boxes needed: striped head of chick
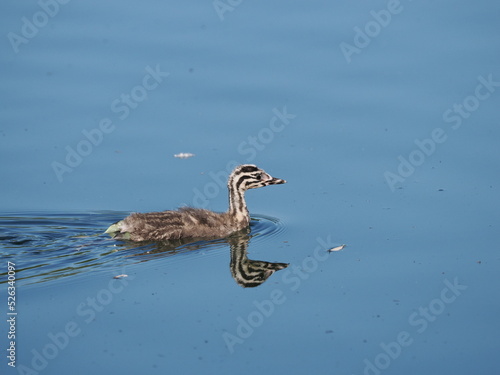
[228,164,286,192]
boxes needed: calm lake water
[1,1,499,374]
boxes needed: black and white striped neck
[227,166,251,225]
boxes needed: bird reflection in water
[228,229,288,288]
[117,227,288,288]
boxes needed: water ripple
[0,211,284,286]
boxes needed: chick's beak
[267,177,286,185]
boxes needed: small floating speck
[174,152,195,159]
[328,244,346,252]
[113,274,128,279]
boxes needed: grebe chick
[105,164,286,241]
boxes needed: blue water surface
[1,1,499,374]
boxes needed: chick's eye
[255,173,262,180]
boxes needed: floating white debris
[113,274,128,279]
[328,244,346,252]
[174,152,195,159]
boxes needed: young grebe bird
[105,164,286,241]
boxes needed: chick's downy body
[105,165,285,242]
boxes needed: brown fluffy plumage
[105,164,285,241]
